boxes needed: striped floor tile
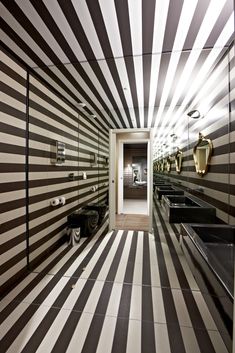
[0,203,230,353]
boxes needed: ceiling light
[91,114,96,118]
[187,110,201,119]
[77,102,86,107]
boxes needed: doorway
[109,129,153,232]
[121,143,148,214]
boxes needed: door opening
[109,129,153,232]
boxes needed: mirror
[175,148,183,173]
[166,156,171,172]
[193,132,213,176]
[153,161,158,173]
[160,159,165,172]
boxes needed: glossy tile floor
[123,199,148,214]
[0,202,229,353]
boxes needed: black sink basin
[166,195,199,206]
[153,183,172,192]
[156,186,184,200]
[181,224,235,352]
[162,195,216,223]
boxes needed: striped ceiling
[1,0,234,137]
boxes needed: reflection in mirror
[160,159,165,172]
[153,161,158,173]
[166,156,171,172]
[175,148,183,173]
[193,132,213,176]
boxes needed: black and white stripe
[154,42,235,224]
[0,202,229,353]
[1,0,234,129]
[0,47,109,296]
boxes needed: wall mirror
[175,148,183,173]
[193,132,213,176]
[153,162,157,173]
[160,159,165,172]
[166,156,171,172]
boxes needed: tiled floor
[123,199,148,214]
[0,202,229,353]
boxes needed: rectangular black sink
[153,183,172,192]
[162,195,216,223]
[181,224,234,352]
[156,186,184,200]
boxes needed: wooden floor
[115,214,149,231]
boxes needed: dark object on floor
[68,209,99,237]
[84,203,108,224]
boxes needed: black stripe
[142,0,156,126]
[29,81,77,122]
[114,0,140,127]
[111,317,129,353]
[1,60,26,87]
[0,102,26,122]
[2,81,26,103]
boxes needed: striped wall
[153,44,235,224]
[28,74,80,267]
[1,48,27,295]
[1,48,109,296]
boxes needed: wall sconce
[187,110,202,119]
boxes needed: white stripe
[96,230,124,281]
[208,330,229,353]
[149,231,161,287]
[152,287,166,324]
[3,304,52,353]
[96,315,117,353]
[66,312,93,353]
[154,323,171,353]
[36,307,72,353]
[126,319,141,353]
[172,288,192,327]
[105,282,123,317]
[132,231,143,286]
[180,326,201,353]
[114,230,133,283]
[129,285,142,321]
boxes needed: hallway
[0,201,228,353]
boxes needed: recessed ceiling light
[187,110,201,119]
[76,102,86,107]
[123,87,128,90]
